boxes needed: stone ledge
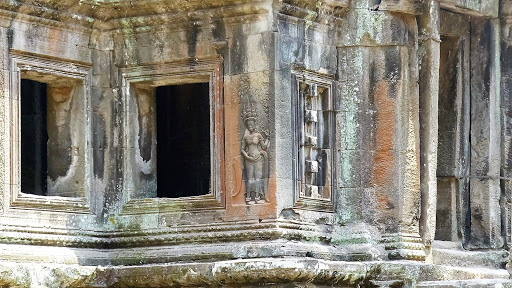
[432,241,509,269]
[0,240,380,266]
[0,258,510,287]
[416,279,512,287]
[0,220,380,249]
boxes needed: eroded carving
[241,104,270,204]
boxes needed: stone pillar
[88,31,119,221]
[337,7,424,260]
[467,18,502,249]
[417,0,440,254]
[0,26,8,214]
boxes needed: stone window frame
[5,50,92,213]
[119,58,225,214]
[292,69,335,212]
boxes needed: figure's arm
[260,135,269,151]
[264,138,270,149]
[241,138,251,160]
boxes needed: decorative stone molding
[379,0,422,15]
[0,0,271,31]
[277,1,347,26]
[0,4,95,30]
[382,233,426,261]
[10,51,90,80]
[439,0,498,17]
[0,219,372,250]
[120,195,223,215]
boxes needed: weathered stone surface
[433,241,509,269]
[0,0,509,286]
[417,279,512,287]
[418,0,440,251]
[439,0,498,17]
[467,18,502,249]
[0,256,511,287]
[502,3,512,250]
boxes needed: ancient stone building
[0,0,511,287]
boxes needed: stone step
[416,279,512,288]
[432,241,509,269]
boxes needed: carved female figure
[241,104,269,204]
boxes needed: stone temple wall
[0,0,510,287]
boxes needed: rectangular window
[21,79,48,195]
[155,83,211,198]
[18,76,84,198]
[297,81,333,201]
[7,52,91,213]
[120,59,224,214]
[292,70,334,211]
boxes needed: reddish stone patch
[373,80,396,189]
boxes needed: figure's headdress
[242,103,258,123]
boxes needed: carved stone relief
[241,103,270,204]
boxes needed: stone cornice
[275,1,348,26]
[0,0,95,28]
[439,0,499,17]
[0,0,273,31]
[501,0,512,18]
[0,0,357,32]
[97,2,271,32]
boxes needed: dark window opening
[21,79,48,195]
[156,83,210,198]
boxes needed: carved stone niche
[5,51,91,213]
[119,59,225,214]
[292,70,334,212]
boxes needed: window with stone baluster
[292,69,334,212]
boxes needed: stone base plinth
[0,253,510,287]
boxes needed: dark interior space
[436,35,460,241]
[21,79,48,195]
[156,83,210,198]
[435,34,470,242]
